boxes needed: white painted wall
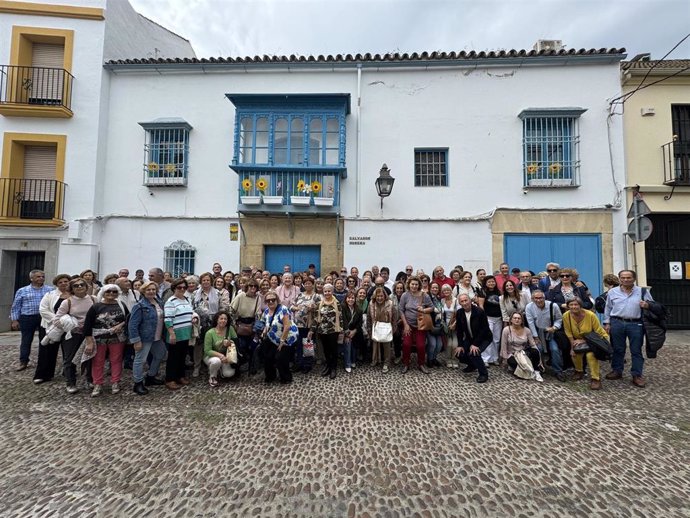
[100,60,626,273]
[343,219,492,276]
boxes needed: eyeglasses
[175,285,188,290]
[547,269,558,273]
[559,274,571,278]
[265,299,277,303]
[340,270,347,273]
[104,290,118,294]
[72,284,86,288]
[406,268,413,272]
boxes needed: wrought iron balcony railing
[0,178,66,221]
[662,139,690,186]
[0,65,74,112]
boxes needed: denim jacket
[128,296,163,344]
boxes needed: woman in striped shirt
[164,278,194,390]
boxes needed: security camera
[148,190,154,196]
[522,188,529,195]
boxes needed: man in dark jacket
[454,294,491,383]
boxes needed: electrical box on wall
[640,107,655,116]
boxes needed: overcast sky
[129,0,690,60]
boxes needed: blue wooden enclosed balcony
[227,93,349,215]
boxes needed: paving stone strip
[0,332,688,517]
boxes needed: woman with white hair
[308,283,343,379]
[276,272,300,310]
[83,284,129,396]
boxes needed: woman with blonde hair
[128,280,166,395]
[563,297,609,390]
[308,283,342,379]
[368,287,397,373]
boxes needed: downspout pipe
[356,63,362,218]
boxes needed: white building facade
[1,0,629,330]
[100,49,627,288]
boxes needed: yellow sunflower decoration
[296,179,306,193]
[311,180,322,194]
[256,178,268,192]
[242,178,253,192]
[526,163,539,175]
[549,163,562,174]
[165,163,176,174]
[147,162,159,172]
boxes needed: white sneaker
[382,365,389,373]
[111,383,120,394]
[66,385,78,394]
[345,367,352,373]
[351,363,356,369]
[534,372,544,383]
[91,385,102,397]
[33,378,44,385]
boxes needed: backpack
[594,292,607,314]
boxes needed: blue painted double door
[265,245,321,275]
[504,234,602,292]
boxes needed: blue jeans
[133,339,166,382]
[341,337,356,368]
[426,333,443,363]
[545,336,563,374]
[610,318,645,377]
[19,314,44,363]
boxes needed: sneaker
[446,362,454,368]
[209,377,218,387]
[33,378,44,385]
[111,383,120,394]
[91,385,102,397]
[66,385,78,394]
[382,365,389,373]
[401,365,409,374]
[83,381,94,391]
[534,372,544,383]
[345,367,352,373]
[420,364,430,375]
[351,363,356,369]
[192,368,200,378]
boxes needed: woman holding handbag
[229,279,261,375]
[203,310,238,387]
[261,294,298,384]
[500,311,543,382]
[562,298,609,390]
[368,287,397,373]
[308,284,342,380]
[290,277,321,373]
[398,276,433,374]
[340,291,362,373]
[426,282,445,368]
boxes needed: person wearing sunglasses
[163,278,194,390]
[54,278,97,394]
[546,268,593,312]
[261,292,298,384]
[538,263,561,292]
[83,284,129,397]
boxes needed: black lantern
[375,163,395,208]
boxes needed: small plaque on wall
[230,223,239,241]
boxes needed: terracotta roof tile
[105,47,626,66]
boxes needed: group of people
[9,260,656,396]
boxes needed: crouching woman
[563,297,609,390]
[203,310,238,387]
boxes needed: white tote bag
[372,321,393,342]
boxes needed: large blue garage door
[504,234,602,292]
[265,245,321,275]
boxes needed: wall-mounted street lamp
[375,163,395,209]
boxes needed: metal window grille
[523,116,579,186]
[164,240,196,277]
[414,149,448,187]
[144,127,189,186]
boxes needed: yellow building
[622,58,690,328]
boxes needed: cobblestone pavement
[1,331,689,518]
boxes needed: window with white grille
[519,108,585,187]
[140,119,192,187]
[164,241,196,278]
[414,149,448,187]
